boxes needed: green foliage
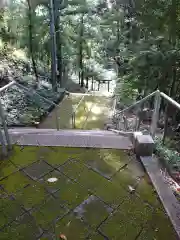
[155,137,180,172]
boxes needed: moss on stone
[95,178,129,208]
[148,207,178,240]
[0,214,41,240]
[74,195,112,229]
[87,232,106,240]
[32,196,68,230]
[0,146,177,239]
[45,147,83,166]
[54,181,89,209]
[10,146,42,167]
[41,170,70,194]
[0,160,17,180]
[0,171,31,193]
[0,197,24,225]
[136,176,160,206]
[77,166,104,191]
[112,167,139,189]
[60,160,86,180]
[100,195,152,239]
[55,214,90,239]
[15,183,47,209]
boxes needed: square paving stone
[53,181,89,209]
[82,149,129,179]
[39,170,71,194]
[135,176,160,206]
[0,197,25,227]
[45,147,83,167]
[76,166,104,191]
[59,160,86,181]
[87,232,107,240]
[125,158,145,179]
[55,213,91,239]
[23,161,53,180]
[15,183,48,210]
[138,224,177,240]
[0,160,17,180]
[0,211,8,229]
[146,206,178,240]
[100,195,153,239]
[95,178,129,208]
[73,195,113,229]
[0,213,42,240]
[10,146,40,167]
[0,171,31,193]
[0,186,8,198]
[32,196,69,230]
[38,232,55,240]
[112,167,141,190]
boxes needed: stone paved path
[0,146,177,239]
[39,93,113,130]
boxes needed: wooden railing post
[150,90,161,137]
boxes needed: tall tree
[27,0,38,84]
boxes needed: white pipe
[160,92,180,111]
[0,81,16,93]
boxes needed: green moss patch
[59,160,86,180]
[135,176,160,206]
[76,166,104,191]
[74,195,112,229]
[15,183,47,210]
[100,195,152,239]
[95,178,129,208]
[32,196,68,230]
[0,160,17,180]
[54,181,89,209]
[0,214,41,240]
[45,147,83,166]
[0,146,177,239]
[0,171,31,193]
[55,214,91,239]
[10,146,41,167]
[87,232,106,240]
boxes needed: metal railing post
[73,112,76,128]
[55,108,60,130]
[150,90,161,137]
[0,128,7,156]
[0,98,11,150]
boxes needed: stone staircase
[9,128,132,149]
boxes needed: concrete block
[135,135,154,157]
[132,132,143,147]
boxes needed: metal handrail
[0,81,62,155]
[115,90,157,118]
[114,89,180,138]
[71,89,90,128]
[160,92,180,111]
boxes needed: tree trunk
[79,14,84,87]
[162,0,177,144]
[85,77,89,88]
[27,0,38,85]
[54,0,62,86]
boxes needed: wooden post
[150,90,161,137]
